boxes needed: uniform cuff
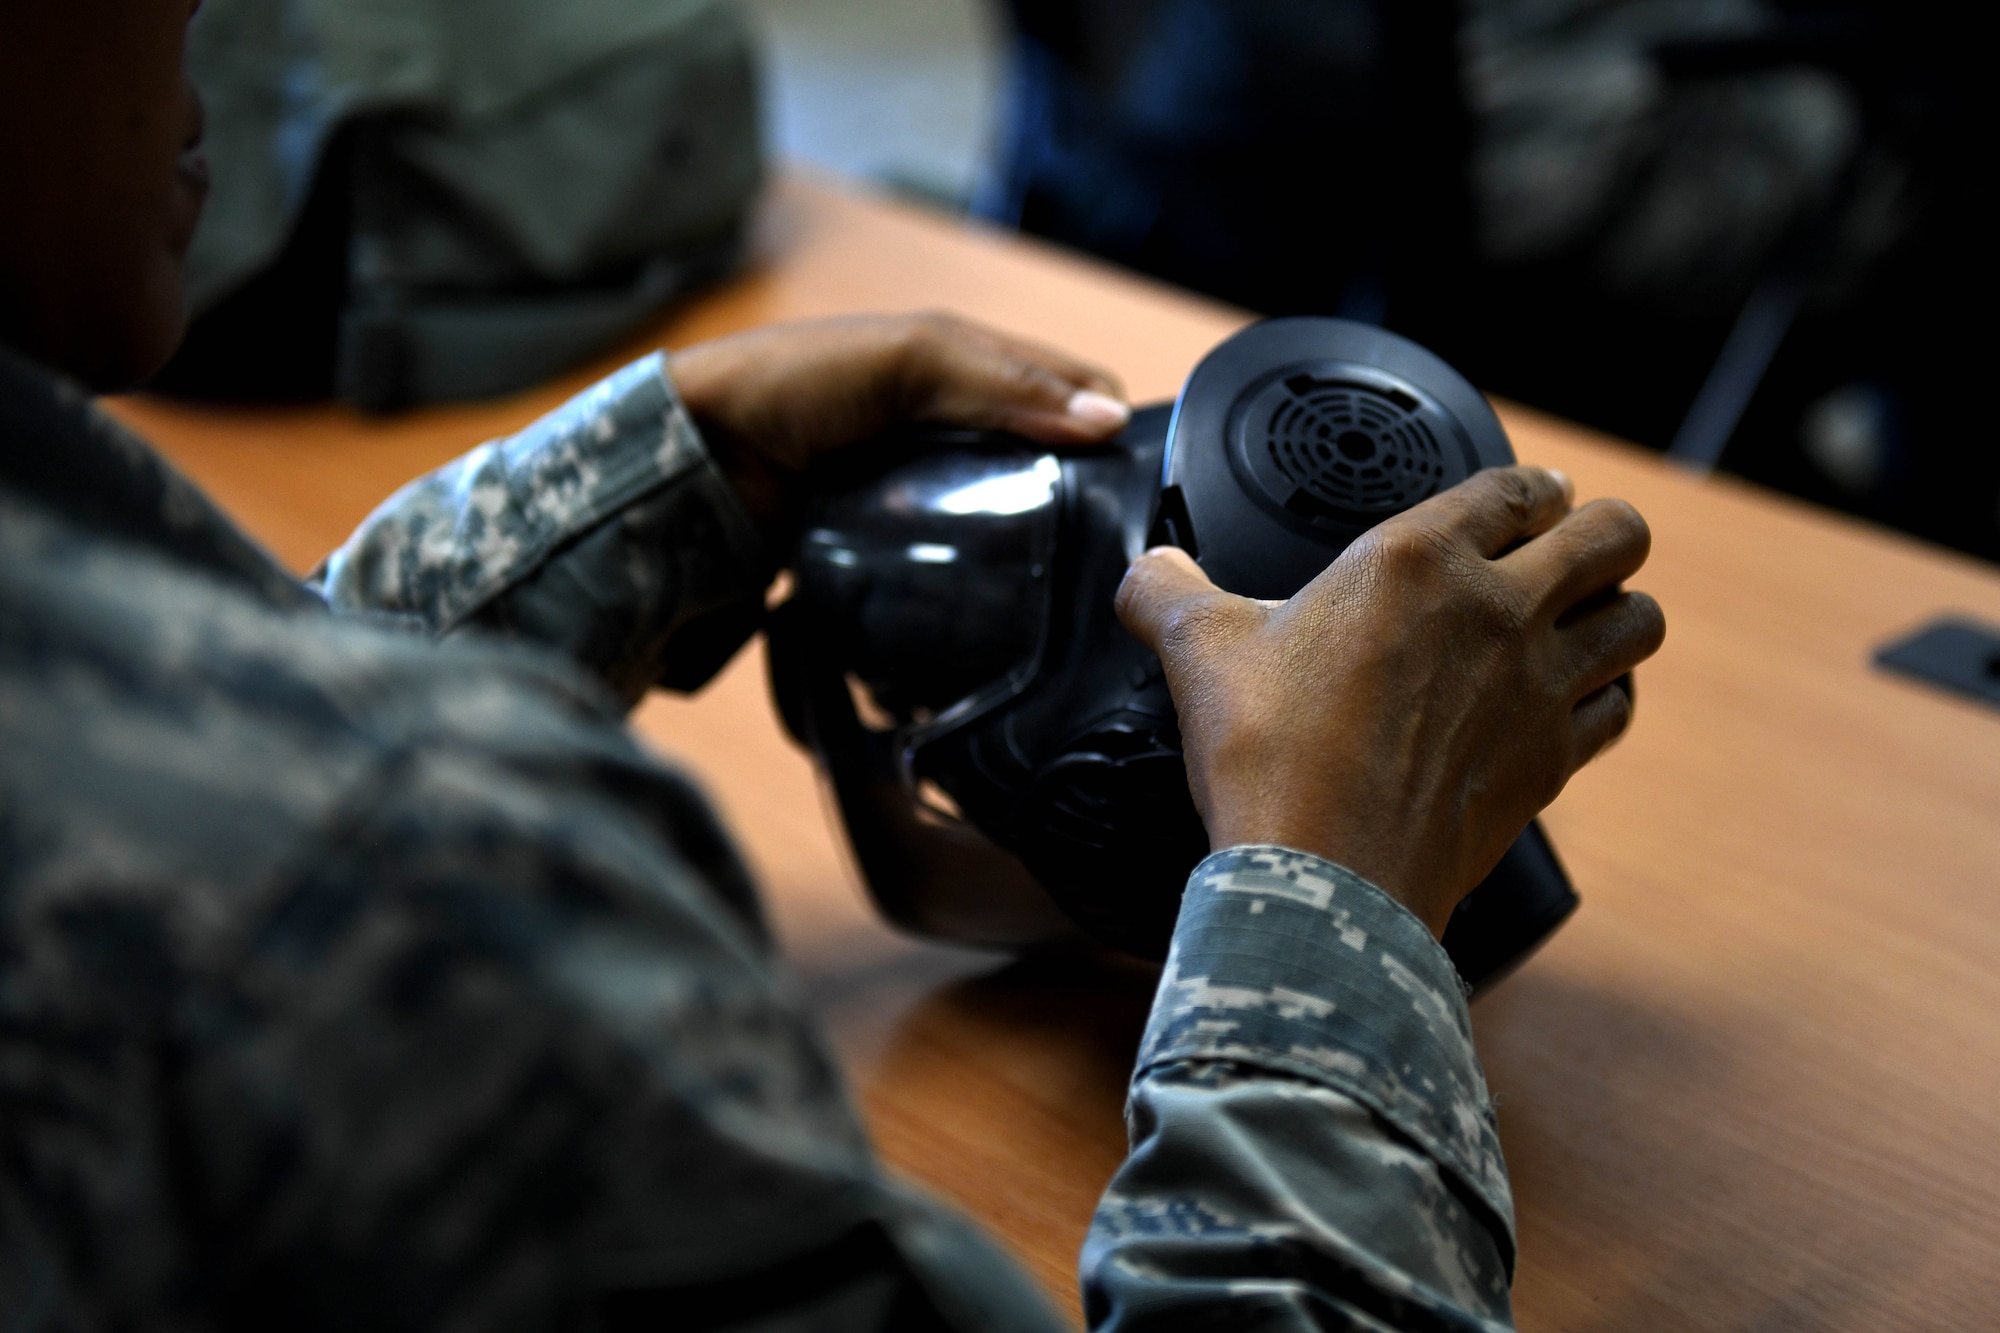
[315,352,769,633]
[1139,845,1515,1250]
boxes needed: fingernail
[1548,468,1575,502]
[1066,389,1131,430]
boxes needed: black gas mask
[768,318,1580,994]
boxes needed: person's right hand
[1115,465,1664,936]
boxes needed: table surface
[114,175,2000,1332]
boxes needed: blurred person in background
[982,0,1990,559]
[1,2,1663,1330]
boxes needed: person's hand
[670,312,1131,544]
[1115,466,1665,936]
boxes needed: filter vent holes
[1257,374,1449,519]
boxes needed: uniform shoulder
[0,485,624,927]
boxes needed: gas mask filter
[768,317,1580,995]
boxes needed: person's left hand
[670,312,1131,546]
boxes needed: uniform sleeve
[308,353,770,700]
[1083,847,1517,1333]
[151,643,1073,1333]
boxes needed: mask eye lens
[797,451,1061,722]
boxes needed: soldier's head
[0,0,209,390]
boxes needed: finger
[1395,466,1573,560]
[1570,678,1637,765]
[1507,498,1652,617]
[1114,546,1255,661]
[902,314,1130,444]
[960,321,1124,401]
[1556,589,1665,698]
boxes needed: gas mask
[767,317,1580,994]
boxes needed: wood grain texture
[115,174,2000,1331]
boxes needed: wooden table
[114,174,2000,1331]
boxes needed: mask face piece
[769,318,1580,994]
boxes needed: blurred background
[740,0,1003,206]
[162,0,1990,563]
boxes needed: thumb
[1115,546,1253,660]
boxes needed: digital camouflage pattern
[1089,849,1514,1333]
[0,346,1514,1330]
[310,352,772,701]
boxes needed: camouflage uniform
[0,346,1515,1330]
